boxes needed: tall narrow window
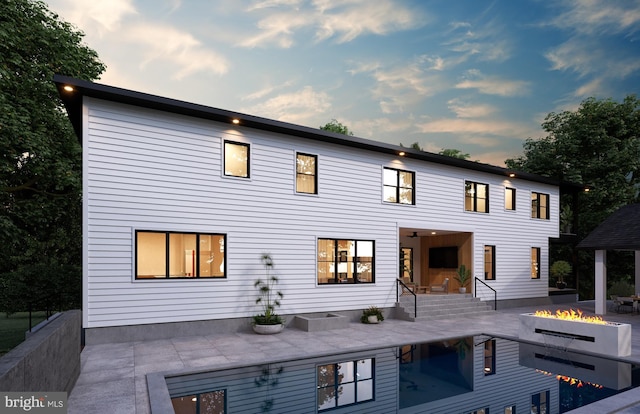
[224,141,249,178]
[531,247,540,279]
[484,245,495,280]
[317,239,374,284]
[296,153,317,194]
[383,167,415,205]
[400,247,413,282]
[465,181,489,213]
[317,359,374,411]
[505,187,516,211]
[484,339,496,375]
[531,192,549,219]
[136,231,226,279]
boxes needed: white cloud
[241,86,332,124]
[239,0,425,48]
[455,70,529,96]
[48,0,137,36]
[443,20,512,64]
[546,37,640,80]
[573,78,605,98]
[242,81,296,101]
[125,24,229,79]
[548,0,640,36]
[447,99,497,118]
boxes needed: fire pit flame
[533,309,606,325]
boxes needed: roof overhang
[54,74,584,191]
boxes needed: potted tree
[253,253,284,334]
[360,306,384,324]
[454,264,471,293]
[550,260,571,289]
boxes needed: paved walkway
[68,302,640,413]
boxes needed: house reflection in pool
[163,336,639,414]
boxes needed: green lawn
[0,311,48,356]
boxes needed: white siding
[83,98,559,328]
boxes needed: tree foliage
[506,95,640,298]
[439,148,470,159]
[0,0,105,312]
[320,119,354,136]
[506,95,640,236]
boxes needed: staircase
[396,293,494,322]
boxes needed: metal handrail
[474,277,497,310]
[397,278,417,318]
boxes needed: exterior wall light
[63,85,74,92]
[232,119,240,124]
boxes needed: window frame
[484,245,495,280]
[465,180,489,213]
[531,247,541,279]
[484,339,496,376]
[383,167,415,205]
[223,140,250,178]
[317,239,375,285]
[531,192,549,220]
[295,152,318,194]
[505,187,516,211]
[317,358,375,411]
[135,230,227,280]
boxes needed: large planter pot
[459,287,467,293]
[253,324,284,335]
[367,315,379,324]
[556,281,567,289]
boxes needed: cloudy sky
[45,0,640,166]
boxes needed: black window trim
[531,247,541,279]
[484,245,496,280]
[505,187,516,211]
[317,358,375,411]
[531,191,550,220]
[383,166,415,205]
[465,180,489,213]
[135,230,227,280]
[223,140,250,178]
[318,238,375,285]
[295,152,318,195]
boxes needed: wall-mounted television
[429,246,458,269]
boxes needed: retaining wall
[0,310,81,392]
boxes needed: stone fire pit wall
[518,313,631,357]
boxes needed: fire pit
[519,309,631,357]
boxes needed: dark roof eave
[53,74,583,190]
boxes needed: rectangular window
[136,231,226,279]
[224,141,249,178]
[296,153,317,194]
[317,239,374,284]
[465,181,489,213]
[531,192,549,219]
[484,339,496,375]
[505,187,516,210]
[383,167,415,205]
[400,247,413,282]
[531,247,540,279]
[317,359,374,411]
[484,246,495,280]
[171,390,226,414]
[531,390,549,414]
[504,406,515,414]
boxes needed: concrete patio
[68,301,640,413]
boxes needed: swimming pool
[152,335,639,413]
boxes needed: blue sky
[45,0,640,166]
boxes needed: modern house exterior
[54,75,580,343]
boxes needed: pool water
[165,335,639,414]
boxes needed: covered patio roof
[577,203,640,315]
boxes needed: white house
[54,75,581,343]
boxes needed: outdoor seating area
[610,295,640,314]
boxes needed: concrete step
[396,293,495,322]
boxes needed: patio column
[594,250,607,315]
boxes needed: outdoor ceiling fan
[409,231,419,238]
